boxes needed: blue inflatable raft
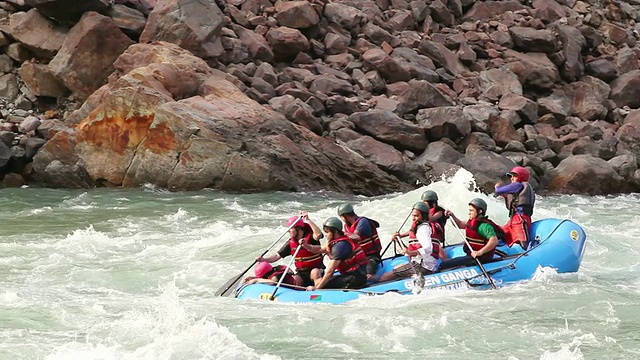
[232,218,587,304]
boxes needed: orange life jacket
[288,233,324,271]
[327,235,368,274]
[408,220,440,260]
[344,216,381,256]
[464,216,503,258]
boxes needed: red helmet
[255,262,273,278]
[507,166,530,182]
[286,215,305,228]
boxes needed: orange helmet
[507,166,530,182]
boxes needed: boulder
[274,1,320,29]
[609,70,640,108]
[24,0,110,23]
[34,42,407,196]
[49,12,134,100]
[348,110,427,152]
[8,9,67,59]
[416,106,472,142]
[140,0,225,59]
[548,154,631,195]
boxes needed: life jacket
[266,265,296,285]
[328,235,368,274]
[344,216,382,256]
[288,233,324,271]
[428,206,447,245]
[465,216,503,257]
[408,220,440,260]
[506,182,535,217]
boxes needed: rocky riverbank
[0,0,639,195]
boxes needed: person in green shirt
[439,198,503,270]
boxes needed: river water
[0,170,638,360]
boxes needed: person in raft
[420,190,448,259]
[494,166,536,249]
[300,217,369,290]
[336,203,383,280]
[439,198,503,270]
[243,262,300,286]
[257,212,325,287]
[372,202,440,282]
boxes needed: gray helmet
[412,201,430,213]
[421,190,438,202]
[336,203,354,216]
[469,198,487,214]
[323,217,343,231]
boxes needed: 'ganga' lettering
[440,268,480,282]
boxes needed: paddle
[381,210,412,257]
[215,216,301,297]
[269,243,302,301]
[448,217,497,290]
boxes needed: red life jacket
[328,235,368,274]
[408,220,440,260]
[344,216,382,256]
[428,206,447,245]
[267,265,297,285]
[289,234,324,271]
[465,217,503,257]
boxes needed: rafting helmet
[507,166,530,182]
[468,198,487,214]
[413,201,430,214]
[254,261,273,278]
[323,217,343,232]
[286,215,305,228]
[336,203,354,216]
[421,190,438,202]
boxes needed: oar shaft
[269,243,302,300]
[381,210,412,257]
[448,217,497,290]
[218,216,302,297]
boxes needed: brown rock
[323,3,365,29]
[348,110,427,152]
[609,69,640,108]
[232,25,274,62]
[418,40,467,75]
[488,114,524,146]
[387,79,455,114]
[25,0,110,23]
[479,68,523,98]
[464,0,526,21]
[504,49,559,89]
[533,0,566,23]
[18,61,67,97]
[585,58,619,82]
[509,27,558,54]
[557,24,586,82]
[266,26,310,60]
[346,135,407,174]
[416,106,472,142]
[9,9,68,59]
[566,76,609,121]
[105,4,147,37]
[140,0,225,59]
[49,12,134,100]
[498,93,538,123]
[274,1,320,29]
[363,48,411,83]
[548,154,630,195]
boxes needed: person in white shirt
[372,202,441,282]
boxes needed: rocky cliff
[1,0,640,195]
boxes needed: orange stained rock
[77,113,155,154]
[145,122,178,154]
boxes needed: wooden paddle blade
[214,273,244,297]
